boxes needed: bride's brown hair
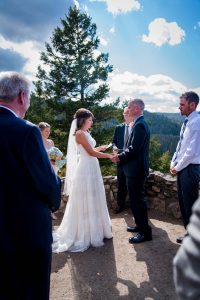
[74,108,94,134]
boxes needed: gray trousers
[177,164,200,227]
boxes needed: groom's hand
[111,153,119,163]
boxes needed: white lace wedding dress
[53,131,112,253]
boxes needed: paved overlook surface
[50,209,184,300]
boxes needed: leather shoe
[129,232,152,244]
[127,226,140,233]
[114,207,125,214]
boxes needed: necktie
[124,125,129,149]
[174,118,188,162]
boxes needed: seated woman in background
[38,121,58,220]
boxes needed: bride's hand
[96,145,108,152]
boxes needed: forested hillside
[156,112,184,122]
[144,111,181,155]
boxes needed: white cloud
[142,18,185,47]
[90,0,141,15]
[83,4,89,12]
[109,26,115,33]
[194,21,200,30]
[0,34,43,79]
[106,70,189,112]
[99,35,108,46]
[74,0,80,8]
[193,87,200,97]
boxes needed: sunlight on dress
[53,132,112,252]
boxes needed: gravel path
[50,209,184,300]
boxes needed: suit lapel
[120,123,125,144]
[121,123,125,135]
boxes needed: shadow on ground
[51,209,182,299]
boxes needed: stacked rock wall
[61,171,199,219]
[103,171,181,219]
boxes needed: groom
[112,99,152,243]
[0,72,61,300]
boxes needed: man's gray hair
[0,71,31,102]
[129,98,145,111]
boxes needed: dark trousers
[0,245,52,300]
[177,164,200,228]
[126,176,150,234]
[116,163,128,208]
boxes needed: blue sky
[0,0,200,112]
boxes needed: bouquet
[47,146,66,170]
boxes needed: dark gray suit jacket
[118,115,150,178]
[112,123,126,151]
[0,107,61,250]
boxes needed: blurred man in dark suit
[0,71,61,300]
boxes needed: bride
[53,108,113,252]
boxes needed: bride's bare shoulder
[75,130,85,137]
[75,130,87,142]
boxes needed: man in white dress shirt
[170,91,200,244]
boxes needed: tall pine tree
[35,6,112,103]
[28,5,113,151]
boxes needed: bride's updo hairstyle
[74,108,94,133]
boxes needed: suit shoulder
[135,119,150,132]
[116,123,125,129]
[15,119,40,137]
[24,120,38,128]
[137,118,148,126]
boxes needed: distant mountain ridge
[156,111,200,121]
[156,112,184,122]
[144,111,181,136]
[143,111,182,154]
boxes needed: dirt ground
[50,209,185,300]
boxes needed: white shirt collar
[187,110,199,121]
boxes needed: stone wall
[61,170,183,219]
[103,171,182,219]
